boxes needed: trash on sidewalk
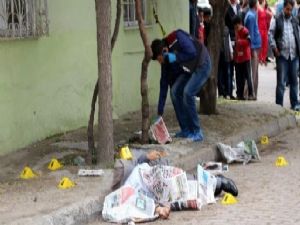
[149,117,172,144]
[77,169,104,176]
[202,161,229,175]
[275,156,288,167]
[221,193,238,205]
[48,158,63,171]
[58,177,76,189]
[102,185,158,224]
[217,140,260,164]
[20,166,38,179]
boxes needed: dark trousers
[217,52,231,97]
[235,61,253,98]
[276,56,299,108]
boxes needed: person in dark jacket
[151,29,211,142]
[218,26,234,99]
[269,0,300,111]
[225,0,242,99]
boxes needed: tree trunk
[87,0,121,164]
[200,0,227,115]
[95,0,114,167]
[135,0,152,144]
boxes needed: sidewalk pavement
[0,101,298,225]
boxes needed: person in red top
[233,15,255,100]
[258,0,270,64]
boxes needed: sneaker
[175,129,190,138]
[187,131,204,142]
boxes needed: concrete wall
[0,0,188,155]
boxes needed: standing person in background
[189,0,199,38]
[241,0,250,21]
[244,0,262,100]
[202,7,212,47]
[258,0,269,65]
[297,0,300,19]
[276,0,298,15]
[197,7,205,44]
[269,0,300,111]
[225,0,242,99]
[233,16,255,100]
[218,26,234,99]
[265,1,274,63]
[297,0,300,96]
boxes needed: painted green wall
[0,0,188,155]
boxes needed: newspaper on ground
[217,140,260,164]
[197,165,217,205]
[180,180,202,210]
[140,165,189,204]
[102,185,157,223]
[149,117,172,144]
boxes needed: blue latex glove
[163,52,176,64]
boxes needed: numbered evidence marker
[48,158,63,171]
[275,156,288,167]
[295,111,300,117]
[260,135,269,145]
[58,177,75,189]
[20,166,38,179]
[119,145,133,160]
[221,193,238,205]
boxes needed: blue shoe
[175,129,190,138]
[187,131,204,142]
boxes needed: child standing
[233,15,254,100]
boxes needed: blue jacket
[244,9,261,50]
[157,29,209,115]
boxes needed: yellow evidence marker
[275,156,288,167]
[20,166,38,179]
[260,135,269,145]
[58,177,75,189]
[221,193,238,205]
[48,158,63,171]
[119,145,133,160]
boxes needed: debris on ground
[217,140,261,164]
[77,169,104,176]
